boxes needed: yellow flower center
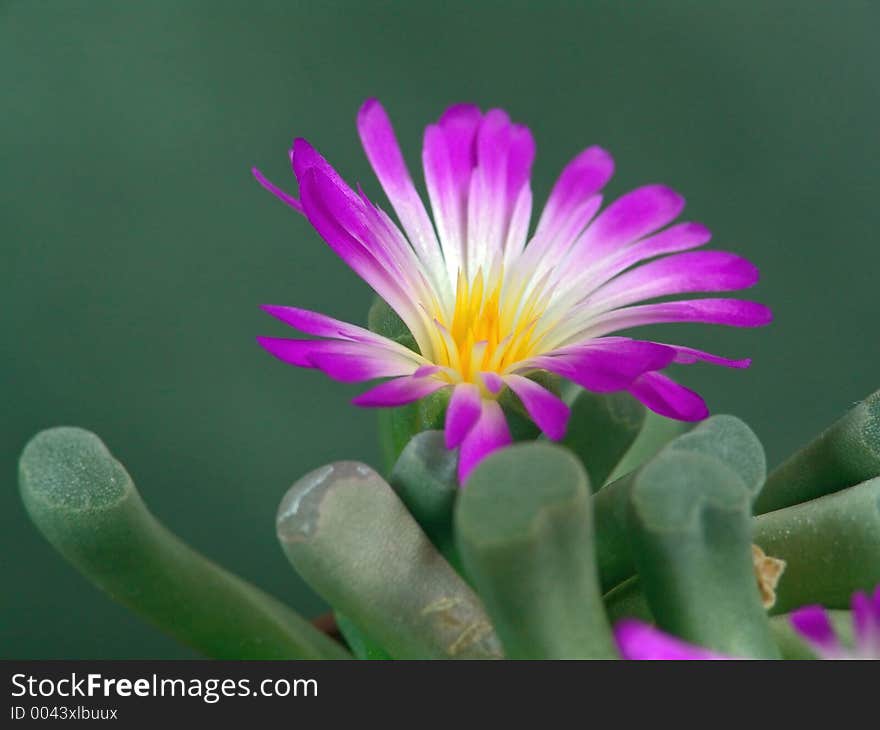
[431,266,550,387]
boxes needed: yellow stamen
[433,265,549,393]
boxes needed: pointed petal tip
[252,167,304,213]
[255,335,295,360]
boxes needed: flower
[253,100,770,483]
[613,584,880,659]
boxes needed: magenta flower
[254,100,770,483]
[614,585,880,660]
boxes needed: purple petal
[505,374,570,441]
[422,104,483,273]
[467,109,536,272]
[414,364,442,377]
[252,167,304,214]
[664,343,751,369]
[260,304,394,345]
[628,371,709,421]
[587,251,760,311]
[586,298,774,336]
[290,138,357,199]
[298,167,423,332]
[352,374,448,407]
[257,335,318,368]
[476,109,535,205]
[534,146,614,243]
[520,196,604,278]
[583,221,713,286]
[851,586,880,658]
[576,185,686,260]
[528,338,676,393]
[286,140,430,323]
[458,399,512,485]
[790,605,843,659]
[445,383,482,448]
[480,371,504,394]
[614,620,731,660]
[357,99,445,274]
[257,337,418,382]
[502,184,534,264]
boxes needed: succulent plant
[16,101,880,661]
[18,308,880,659]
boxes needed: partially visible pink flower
[614,585,880,660]
[789,585,880,660]
[254,99,771,483]
[612,619,730,660]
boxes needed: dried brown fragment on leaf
[752,544,786,609]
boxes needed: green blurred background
[2,1,878,658]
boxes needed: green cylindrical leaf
[377,392,449,473]
[334,612,391,660]
[277,461,502,660]
[560,389,646,491]
[367,296,417,352]
[368,296,446,469]
[595,415,767,592]
[456,443,617,659]
[755,477,880,613]
[19,427,349,659]
[755,389,880,514]
[603,575,652,624]
[627,451,779,658]
[605,409,691,482]
[389,431,460,568]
